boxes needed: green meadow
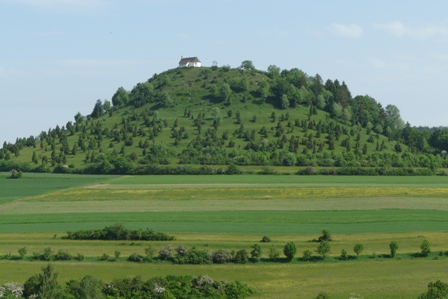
[1,173,448,298]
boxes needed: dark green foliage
[260,236,271,242]
[173,248,212,265]
[250,244,262,262]
[317,229,332,242]
[420,239,431,256]
[314,292,330,299]
[340,249,348,261]
[211,249,233,264]
[234,249,249,264]
[316,241,331,259]
[24,264,63,299]
[389,241,398,258]
[63,223,175,241]
[54,249,72,261]
[66,275,104,299]
[283,242,297,262]
[302,250,312,261]
[418,280,448,299]
[353,243,364,257]
[127,253,144,263]
[18,247,27,259]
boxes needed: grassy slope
[8,67,402,170]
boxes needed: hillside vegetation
[1,62,447,174]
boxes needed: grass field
[1,174,448,298]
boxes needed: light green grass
[107,175,448,186]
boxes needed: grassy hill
[1,64,445,175]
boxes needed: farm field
[1,173,448,298]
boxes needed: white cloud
[329,23,363,38]
[58,59,145,68]
[367,57,386,69]
[0,65,23,78]
[5,0,101,6]
[259,30,289,38]
[374,21,448,39]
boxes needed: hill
[1,62,447,175]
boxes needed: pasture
[1,173,448,298]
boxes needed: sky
[1,0,448,143]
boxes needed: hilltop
[1,62,447,175]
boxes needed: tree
[316,241,331,259]
[24,264,63,299]
[318,229,332,242]
[234,249,248,264]
[389,241,398,258]
[90,100,104,119]
[302,250,312,261]
[283,242,297,262]
[18,247,27,259]
[66,275,104,299]
[385,104,404,130]
[219,83,232,103]
[161,92,174,107]
[111,87,129,106]
[239,60,255,71]
[267,65,281,78]
[340,249,348,261]
[418,280,448,299]
[281,94,289,109]
[420,239,431,256]
[353,243,364,257]
[250,244,262,262]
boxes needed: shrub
[75,253,84,261]
[173,249,211,265]
[268,246,280,260]
[99,253,109,261]
[234,249,249,264]
[260,236,271,243]
[55,250,72,261]
[420,239,431,257]
[18,247,27,259]
[175,245,189,258]
[302,250,312,261]
[128,253,144,263]
[316,241,331,259]
[318,229,332,242]
[250,244,262,262]
[353,244,364,257]
[211,249,233,264]
[225,281,253,299]
[114,250,121,261]
[418,280,448,299]
[389,241,398,258]
[283,242,297,262]
[226,163,242,174]
[159,245,173,261]
[340,249,348,261]
[145,246,156,261]
[315,292,330,299]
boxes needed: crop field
[1,173,448,298]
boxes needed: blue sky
[1,0,448,143]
